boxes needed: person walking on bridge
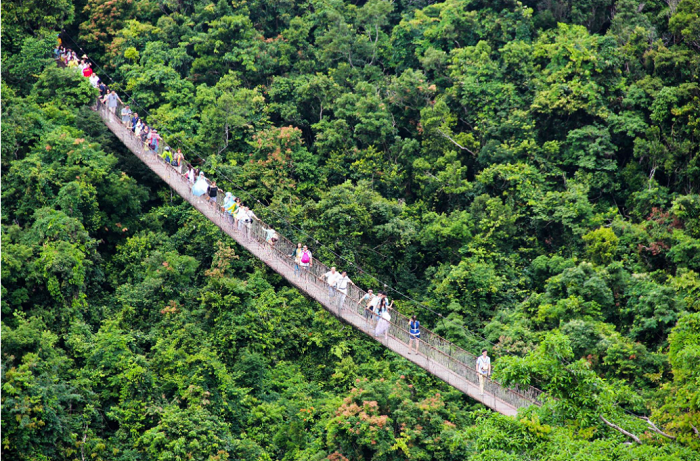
[366,291,381,327]
[321,267,340,300]
[377,293,392,316]
[121,104,132,125]
[263,226,279,253]
[234,203,246,232]
[299,245,312,280]
[408,315,420,355]
[476,349,491,395]
[239,206,258,240]
[148,129,161,153]
[192,171,208,197]
[98,81,108,98]
[104,90,122,115]
[206,180,218,207]
[223,192,236,224]
[187,166,197,186]
[358,289,376,327]
[290,243,303,277]
[162,146,173,164]
[230,197,241,227]
[374,308,391,342]
[173,148,184,173]
[335,271,353,311]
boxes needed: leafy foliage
[3,0,700,459]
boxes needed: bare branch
[664,0,680,15]
[640,417,676,440]
[81,430,87,461]
[600,416,642,444]
[435,128,476,156]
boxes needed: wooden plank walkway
[96,103,539,417]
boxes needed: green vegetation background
[2,0,700,459]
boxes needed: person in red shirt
[82,65,93,78]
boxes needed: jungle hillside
[2,0,700,459]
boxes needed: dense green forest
[2,0,700,459]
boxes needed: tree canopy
[2,0,700,459]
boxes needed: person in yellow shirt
[223,192,236,224]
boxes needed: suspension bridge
[94,101,543,417]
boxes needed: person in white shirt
[89,74,99,88]
[238,206,258,239]
[366,292,382,327]
[335,271,353,310]
[320,267,341,299]
[374,307,391,341]
[476,349,491,395]
[234,202,244,231]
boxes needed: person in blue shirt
[408,315,420,355]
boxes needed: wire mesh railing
[95,98,544,411]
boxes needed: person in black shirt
[207,181,218,207]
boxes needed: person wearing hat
[223,192,236,224]
[161,145,173,164]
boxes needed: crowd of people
[56,46,100,86]
[55,46,186,172]
[54,46,504,391]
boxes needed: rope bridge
[94,101,543,417]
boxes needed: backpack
[301,251,310,264]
